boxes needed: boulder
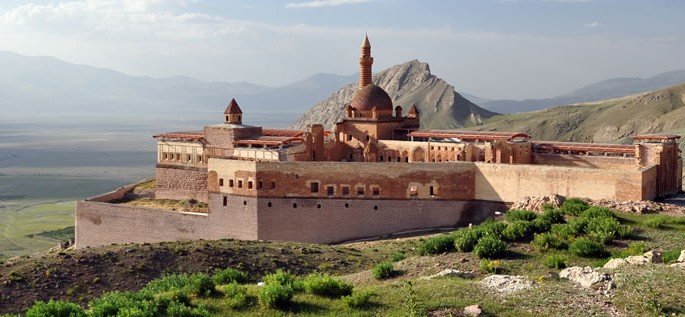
[670,262,685,268]
[510,194,565,213]
[643,251,663,264]
[624,255,650,265]
[559,266,612,289]
[603,258,628,269]
[479,275,533,293]
[463,304,483,317]
[677,250,685,263]
[420,269,474,280]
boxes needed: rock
[603,258,628,269]
[677,250,685,263]
[463,304,483,317]
[479,275,533,293]
[643,251,662,264]
[510,194,565,213]
[624,255,650,265]
[560,266,613,289]
[670,262,685,268]
[420,269,474,280]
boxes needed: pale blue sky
[0,0,683,99]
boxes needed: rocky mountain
[479,69,685,114]
[472,82,685,149]
[289,60,495,130]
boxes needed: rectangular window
[310,182,319,193]
[342,186,350,197]
[430,186,435,196]
[248,181,253,189]
[175,153,181,161]
[238,180,243,188]
[222,196,227,206]
[357,186,365,197]
[185,154,191,161]
[347,134,352,141]
[229,179,234,187]
[327,186,335,196]
[271,181,276,189]
[219,178,224,186]
[258,181,263,189]
[372,187,380,197]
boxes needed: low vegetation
[3,198,685,316]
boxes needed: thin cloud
[583,21,601,28]
[285,0,371,9]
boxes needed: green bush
[259,283,294,309]
[302,273,353,298]
[505,209,537,222]
[532,232,567,251]
[473,220,507,240]
[479,259,504,273]
[417,234,455,255]
[389,252,406,262]
[567,217,590,236]
[617,225,634,238]
[224,282,249,309]
[543,254,568,269]
[502,221,532,241]
[569,239,606,257]
[89,291,155,317]
[26,300,86,317]
[342,290,375,309]
[540,209,565,224]
[263,269,301,291]
[371,262,396,280]
[549,224,577,242]
[662,249,681,264]
[644,216,667,228]
[585,216,621,244]
[581,206,615,219]
[627,241,648,256]
[212,267,248,285]
[473,236,507,259]
[561,198,589,216]
[165,301,209,317]
[530,218,552,233]
[143,273,215,297]
[453,229,479,252]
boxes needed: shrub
[585,216,621,244]
[263,269,301,291]
[567,217,590,236]
[569,239,606,257]
[540,209,565,224]
[617,225,634,238]
[473,236,507,259]
[165,301,209,317]
[259,283,294,309]
[532,232,567,251]
[479,259,504,274]
[417,234,455,255]
[530,218,552,233]
[389,252,406,262]
[561,198,589,216]
[644,216,674,229]
[26,300,86,317]
[502,221,531,241]
[143,273,215,297]
[473,220,507,240]
[627,241,648,256]
[454,229,479,252]
[581,206,615,219]
[543,254,568,269]
[662,249,681,264]
[549,224,577,242]
[342,290,375,309]
[224,282,249,309]
[212,267,248,285]
[505,209,537,222]
[89,291,156,317]
[371,262,396,280]
[303,273,353,298]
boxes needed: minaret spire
[359,34,373,89]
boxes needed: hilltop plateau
[289,60,495,130]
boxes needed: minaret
[359,34,374,88]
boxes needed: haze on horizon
[0,0,683,100]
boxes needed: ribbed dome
[350,84,393,111]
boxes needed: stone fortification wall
[474,163,650,202]
[533,153,637,170]
[85,182,140,203]
[155,165,208,202]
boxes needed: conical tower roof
[224,98,243,114]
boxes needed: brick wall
[155,165,208,202]
[533,153,636,170]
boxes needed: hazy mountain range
[475,69,685,113]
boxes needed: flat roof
[234,135,304,147]
[408,130,530,141]
[632,134,681,141]
[533,141,635,154]
[153,131,205,141]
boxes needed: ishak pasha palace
[75,36,683,248]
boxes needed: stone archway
[411,147,425,162]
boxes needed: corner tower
[359,34,373,88]
[224,98,243,124]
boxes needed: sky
[0,0,684,100]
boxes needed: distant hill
[289,60,495,130]
[478,69,685,114]
[472,83,685,150]
[0,51,355,125]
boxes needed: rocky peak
[289,60,495,131]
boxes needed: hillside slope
[289,60,495,130]
[473,83,685,147]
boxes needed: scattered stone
[587,198,685,215]
[420,269,474,280]
[624,255,650,265]
[670,262,685,268]
[560,266,613,290]
[479,275,534,293]
[603,258,627,270]
[510,194,565,213]
[643,251,662,264]
[463,304,483,317]
[677,250,685,263]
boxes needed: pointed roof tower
[408,104,420,118]
[224,98,243,124]
[359,34,374,89]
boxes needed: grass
[121,198,209,213]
